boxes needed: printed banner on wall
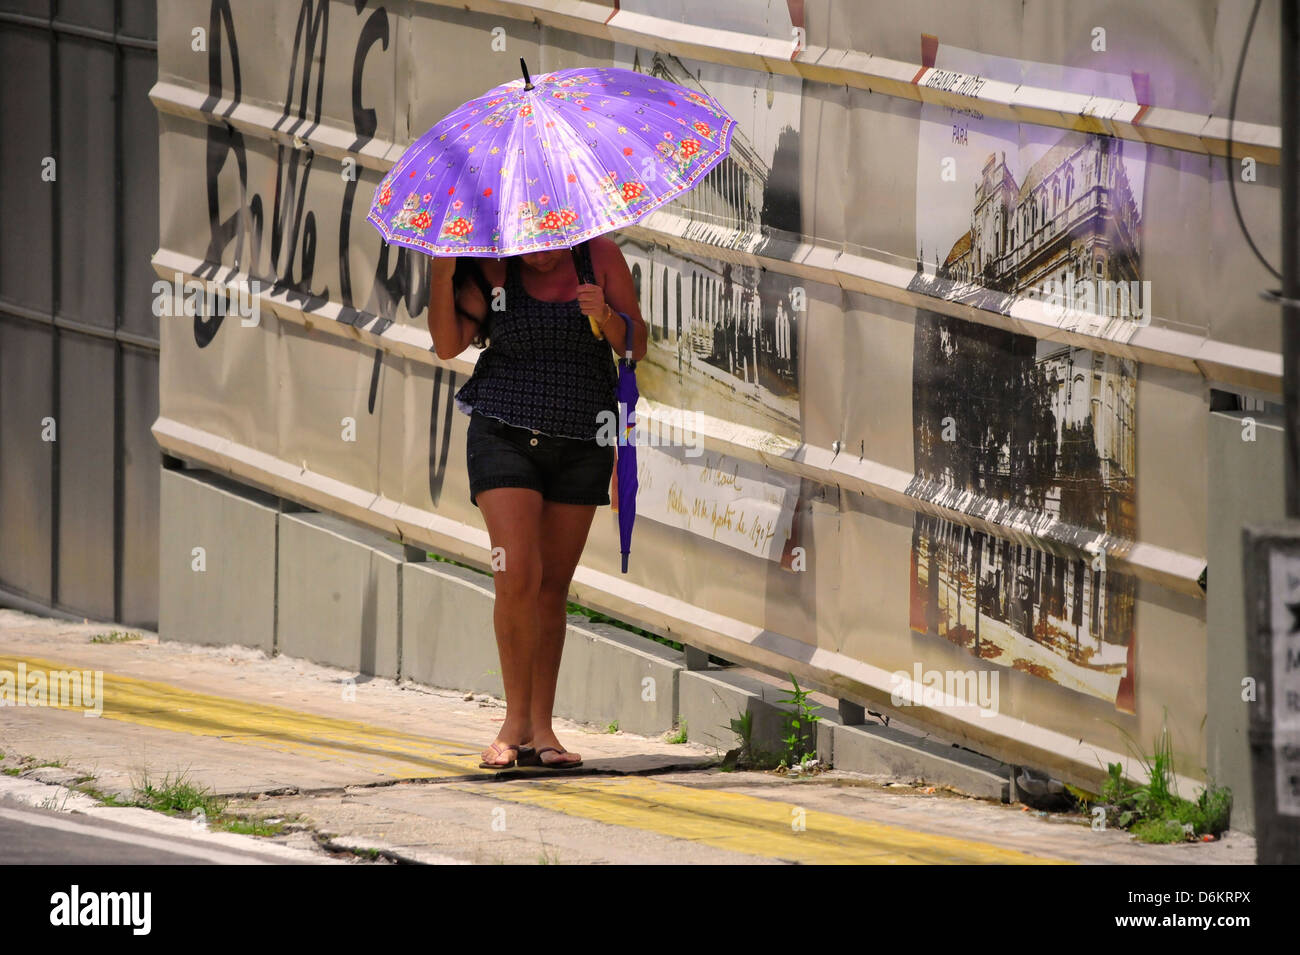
[907,43,1144,710]
[635,444,800,561]
[612,0,806,560]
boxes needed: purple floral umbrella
[366,61,735,256]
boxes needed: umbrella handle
[594,308,635,360]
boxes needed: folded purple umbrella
[613,313,640,573]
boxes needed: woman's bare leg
[529,500,599,765]
[474,486,544,764]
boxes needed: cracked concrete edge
[318,833,468,865]
[0,774,341,864]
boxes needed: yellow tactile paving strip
[486,776,1066,864]
[0,654,477,779]
[0,654,1069,864]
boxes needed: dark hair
[452,257,494,349]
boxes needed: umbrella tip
[621,552,629,573]
[520,57,533,91]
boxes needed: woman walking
[427,237,646,769]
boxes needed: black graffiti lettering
[191,0,458,509]
[195,0,251,347]
[267,1,331,311]
[428,366,457,507]
[274,0,329,138]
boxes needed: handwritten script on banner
[634,445,800,562]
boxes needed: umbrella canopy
[367,62,735,257]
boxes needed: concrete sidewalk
[0,608,1255,864]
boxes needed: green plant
[1130,817,1189,844]
[90,630,140,644]
[1193,779,1233,835]
[605,720,619,734]
[133,770,227,819]
[776,673,821,767]
[1093,727,1232,843]
[74,784,130,807]
[222,817,287,837]
[721,709,781,771]
[721,709,755,772]
[664,719,688,744]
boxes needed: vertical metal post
[1249,0,1300,865]
[1285,0,1300,518]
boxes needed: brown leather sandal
[478,741,521,769]
[520,746,582,769]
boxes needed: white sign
[634,444,799,562]
[1267,550,1300,816]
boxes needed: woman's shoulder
[587,235,626,281]
[588,234,623,263]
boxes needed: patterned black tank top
[453,246,619,440]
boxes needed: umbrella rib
[527,86,579,249]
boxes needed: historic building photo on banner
[907,43,1145,710]
[610,0,805,564]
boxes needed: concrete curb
[832,722,1011,802]
[159,468,278,653]
[555,616,683,736]
[278,512,403,679]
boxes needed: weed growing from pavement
[220,816,290,837]
[1087,725,1233,844]
[134,770,226,817]
[664,718,687,744]
[4,754,68,774]
[75,784,130,807]
[89,630,141,644]
[720,709,781,772]
[68,770,303,838]
[776,674,821,769]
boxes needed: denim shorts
[466,410,615,508]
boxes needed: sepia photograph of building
[612,47,802,438]
[906,124,1142,707]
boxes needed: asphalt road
[0,798,295,864]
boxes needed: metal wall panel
[120,45,160,340]
[0,2,160,625]
[56,34,117,329]
[0,24,55,314]
[120,345,159,627]
[0,1,52,17]
[0,315,55,601]
[118,0,154,41]
[55,332,116,619]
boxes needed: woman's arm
[427,257,486,360]
[579,236,647,361]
